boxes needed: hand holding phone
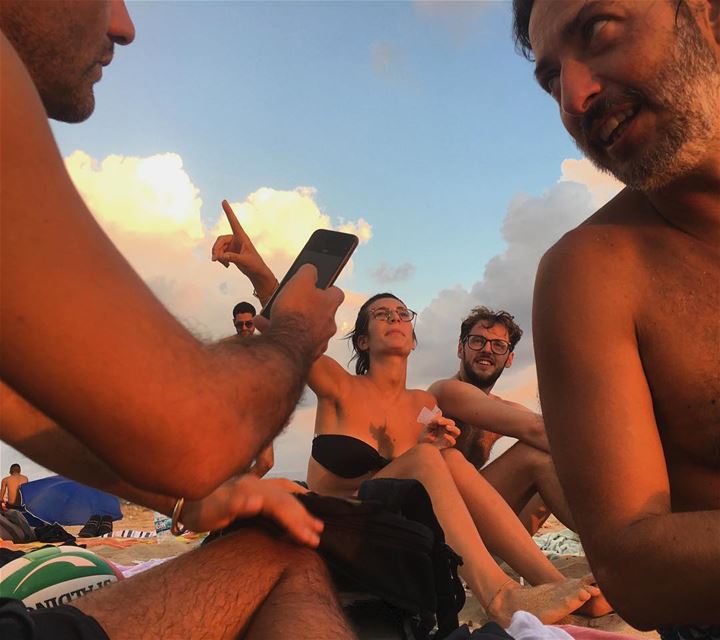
[261,229,358,319]
[268,264,345,361]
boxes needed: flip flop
[78,514,101,538]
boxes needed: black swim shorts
[0,598,109,640]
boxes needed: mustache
[580,88,646,141]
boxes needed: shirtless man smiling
[513,0,720,634]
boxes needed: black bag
[204,479,465,639]
[355,478,466,638]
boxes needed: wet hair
[459,306,523,351]
[346,292,417,375]
[9,464,21,474]
[232,301,256,317]
[512,0,687,61]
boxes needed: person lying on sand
[212,203,612,627]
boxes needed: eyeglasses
[369,306,417,323]
[234,320,254,329]
[464,334,511,355]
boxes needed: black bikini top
[311,434,390,479]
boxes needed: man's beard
[574,11,720,191]
[461,358,505,391]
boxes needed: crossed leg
[372,443,595,626]
[480,441,577,533]
[73,528,356,640]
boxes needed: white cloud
[559,157,623,209]
[413,0,498,42]
[370,261,416,283]
[66,152,372,342]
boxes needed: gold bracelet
[170,497,188,536]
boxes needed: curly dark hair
[346,292,417,375]
[459,306,523,351]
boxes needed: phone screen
[261,230,358,318]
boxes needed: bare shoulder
[410,388,438,409]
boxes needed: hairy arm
[0,35,337,500]
[0,382,323,545]
[534,231,719,627]
[428,378,549,452]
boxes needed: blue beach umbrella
[19,476,121,526]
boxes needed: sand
[60,504,660,638]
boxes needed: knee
[440,447,465,465]
[410,443,445,465]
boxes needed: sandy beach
[56,503,660,638]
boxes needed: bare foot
[575,575,613,617]
[487,578,597,627]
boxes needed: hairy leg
[441,447,563,586]
[480,441,577,531]
[373,444,592,624]
[73,528,355,640]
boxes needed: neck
[646,155,720,247]
[367,355,408,393]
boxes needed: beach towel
[533,529,585,558]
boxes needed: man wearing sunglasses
[232,301,257,338]
[429,307,576,535]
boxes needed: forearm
[588,511,720,627]
[1,384,176,515]
[241,264,278,307]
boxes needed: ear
[457,340,463,359]
[357,334,369,352]
[505,351,515,369]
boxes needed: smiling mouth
[475,358,494,367]
[598,107,638,147]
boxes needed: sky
[1,0,624,481]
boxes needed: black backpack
[295,478,465,639]
[205,479,465,639]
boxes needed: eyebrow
[533,0,604,85]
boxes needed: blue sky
[7,0,622,478]
[51,0,582,306]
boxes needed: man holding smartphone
[0,1,354,638]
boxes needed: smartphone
[261,229,358,318]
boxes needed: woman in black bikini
[212,203,606,627]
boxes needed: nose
[559,59,601,117]
[109,0,136,46]
[480,340,493,354]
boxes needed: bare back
[1,473,28,505]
